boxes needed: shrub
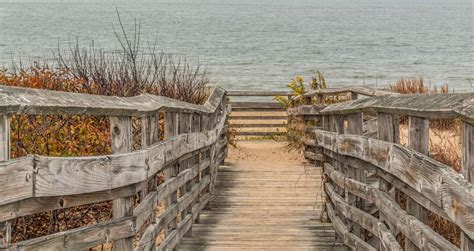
[0,13,211,244]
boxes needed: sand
[225,140,305,167]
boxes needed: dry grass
[2,13,211,246]
[387,77,450,95]
[428,122,462,247]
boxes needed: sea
[0,0,472,91]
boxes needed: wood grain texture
[177,142,346,250]
[461,122,474,250]
[0,114,11,246]
[324,163,459,250]
[325,183,401,251]
[0,157,34,207]
[0,179,149,222]
[314,129,474,239]
[0,115,9,161]
[14,118,224,202]
[304,86,394,98]
[320,92,474,124]
[0,85,225,116]
[286,104,325,116]
[326,202,376,251]
[110,116,133,251]
[406,116,429,251]
[9,217,135,251]
[0,89,228,251]
[226,90,293,96]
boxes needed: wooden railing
[288,86,473,251]
[0,85,229,250]
[227,90,289,137]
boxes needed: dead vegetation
[1,13,210,248]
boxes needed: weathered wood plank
[461,122,474,250]
[110,116,134,251]
[377,112,400,250]
[0,85,225,116]
[325,163,459,250]
[135,180,210,251]
[0,178,148,222]
[375,191,458,250]
[164,111,180,241]
[0,115,9,161]
[26,122,224,201]
[0,114,11,246]
[345,113,364,238]
[314,129,474,239]
[304,151,324,162]
[326,202,376,251]
[325,183,401,251]
[320,93,474,124]
[9,217,135,251]
[227,90,293,96]
[286,105,324,116]
[0,157,34,208]
[304,86,394,98]
[406,116,429,251]
[158,192,209,251]
[8,162,213,251]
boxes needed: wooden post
[141,116,150,149]
[461,122,474,250]
[150,114,159,144]
[332,115,344,195]
[140,116,150,203]
[201,114,212,209]
[0,115,9,161]
[377,113,399,250]
[110,116,133,251]
[345,113,364,238]
[191,113,202,227]
[0,115,11,246]
[178,113,192,234]
[406,116,429,251]
[140,114,159,224]
[188,114,202,235]
[164,112,179,236]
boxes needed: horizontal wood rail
[287,87,474,250]
[321,92,474,124]
[0,84,229,250]
[0,85,225,116]
[227,90,293,96]
[303,86,395,98]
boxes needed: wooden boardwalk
[177,141,347,250]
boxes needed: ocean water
[0,0,472,91]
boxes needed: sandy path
[225,140,304,167]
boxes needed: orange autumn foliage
[0,64,112,158]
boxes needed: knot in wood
[113,125,121,135]
[145,157,150,170]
